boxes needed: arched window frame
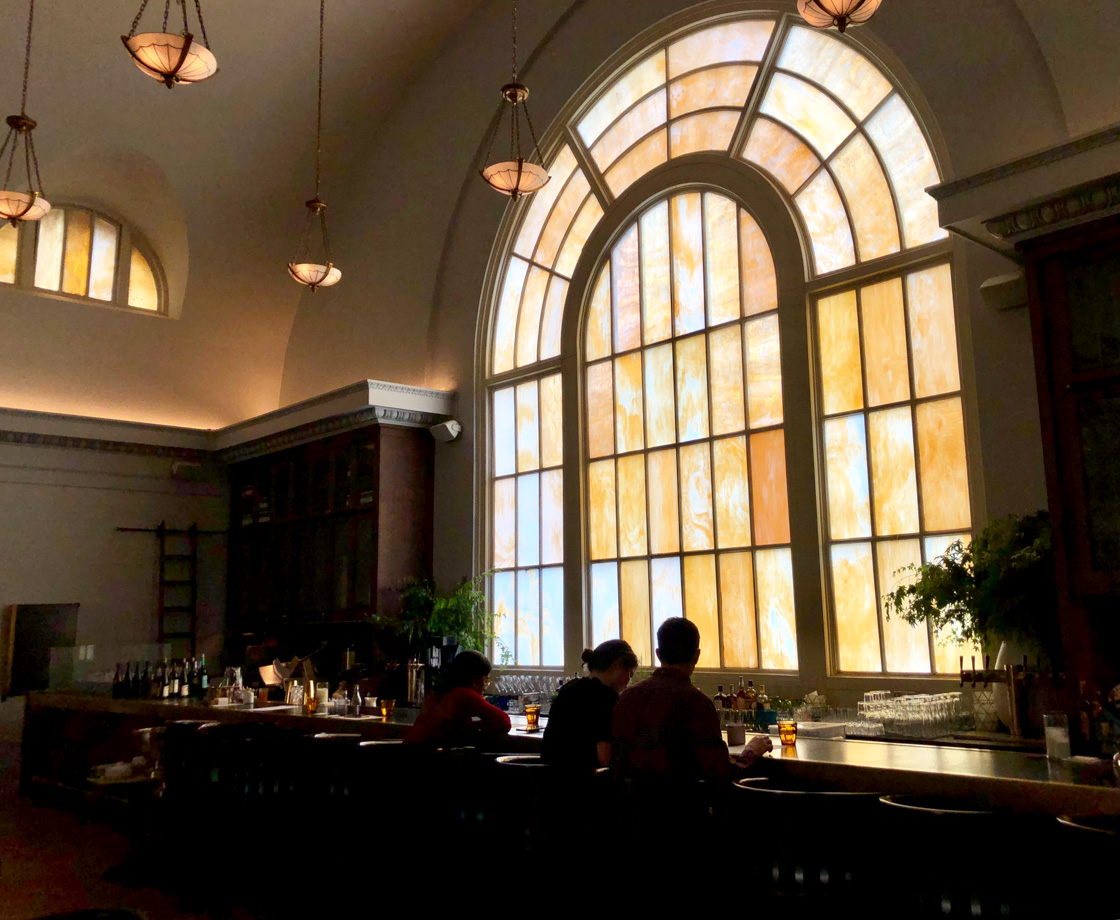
[0,202,167,316]
[477,9,985,692]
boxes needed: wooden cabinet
[226,425,433,640]
[1025,214,1120,690]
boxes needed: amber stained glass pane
[925,533,980,673]
[671,192,705,335]
[830,542,881,672]
[540,373,563,468]
[915,397,971,532]
[667,20,774,78]
[617,454,648,557]
[516,266,549,368]
[89,217,118,302]
[604,130,667,198]
[62,209,92,296]
[679,443,714,552]
[640,201,672,344]
[746,314,783,427]
[740,210,778,316]
[517,570,540,666]
[493,572,516,664]
[704,193,740,326]
[877,539,930,673]
[536,172,591,269]
[646,449,680,554]
[684,554,720,668]
[644,343,676,447]
[541,568,564,667]
[0,223,16,284]
[492,478,516,569]
[669,64,757,119]
[869,406,919,536]
[614,352,645,453]
[650,557,683,631]
[907,264,960,398]
[493,258,528,374]
[541,469,563,565]
[579,53,666,146]
[516,381,540,472]
[720,552,758,669]
[586,264,612,361]
[708,325,746,435]
[757,547,798,669]
[824,414,872,540]
[556,195,604,279]
[750,429,791,545]
[675,335,710,442]
[861,277,910,407]
[587,361,615,459]
[612,225,641,352]
[590,562,621,647]
[778,26,892,120]
[761,73,855,160]
[34,208,64,291]
[669,110,741,158]
[742,118,820,195]
[620,559,653,666]
[795,170,856,275]
[127,246,158,311]
[588,459,617,560]
[817,289,863,415]
[493,387,516,477]
[831,134,899,262]
[539,276,568,361]
[713,436,751,548]
[591,91,667,171]
[514,146,577,258]
[517,474,540,567]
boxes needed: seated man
[611,617,771,783]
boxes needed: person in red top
[403,650,511,746]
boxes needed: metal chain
[315,0,324,196]
[194,0,211,48]
[319,208,332,261]
[29,129,43,192]
[20,0,34,114]
[511,0,518,82]
[3,132,17,190]
[179,0,188,34]
[523,101,544,163]
[127,0,151,39]
[162,0,170,34]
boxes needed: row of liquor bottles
[111,657,210,700]
[714,678,771,712]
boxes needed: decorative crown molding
[984,173,1120,243]
[0,428,209,461]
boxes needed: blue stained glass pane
[541,567,564,667]
[493,571,516,666]
[650,557,683,637]
[517,474,540,566]
[494,388,516,477]
[517,569,540,666]
[590,562,620,647]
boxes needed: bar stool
[878,794,1050,917]
[732,776,884,905]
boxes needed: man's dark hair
[656,617,700,665]
[443,649,492,689]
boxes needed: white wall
[0,440,228,738]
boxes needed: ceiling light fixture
[479,0,549,200]
[797,0,883,33]
[288,0,340,292]
[122,0,218,88]
[0,0,49,227]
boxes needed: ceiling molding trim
[983,172,1120,243]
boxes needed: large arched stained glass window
[584,190,796,671]
[484,11,971,678]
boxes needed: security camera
[430,419,462,442]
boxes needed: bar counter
[21,691,1119,817]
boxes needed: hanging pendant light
[0,0,49,227]
[288,0,340,292]
[479,0,549,200]
[797,0,883,33]
[122,0,218,88]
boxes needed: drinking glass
[524,702,541,731]
[778,719,798,745]
[380,698,396,719]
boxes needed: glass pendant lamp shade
[288,261,341,291]
[798,0,883,32]
[123,32,218,87]
[0,190,49,226]
[481,158,550,198]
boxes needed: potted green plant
[883,511,1060,664]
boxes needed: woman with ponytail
[541,639,638,770]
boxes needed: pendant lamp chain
[4,0,42,194]
[314,0,324,202]
[0,0,49,226]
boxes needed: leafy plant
[371,573,505,660]
[883,511,1060,660]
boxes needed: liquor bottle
[169,660,181,698]
[714,685,725,709]
[140,662,152,699]
[199,654,209,693]
[130,662,141,698]
[160,660,171,699]
[112,663,124,699]
[757,683,770,711]
[735,676,747,711]
[180,659,192,699]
